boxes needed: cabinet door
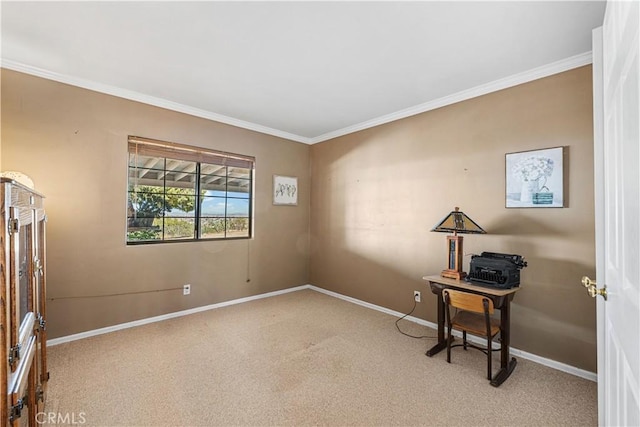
[2,182,46,425]
[33,212,48,411]
[7,206,36,375]
[6,205,38,425]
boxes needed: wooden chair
[443,289,501,380]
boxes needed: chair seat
[452,310,500,338]
[444,288,503,381]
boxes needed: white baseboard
[48,285,311,346]
[48,283,596,382]
[307,285,597,382]
[308,285,440,330]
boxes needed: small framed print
[273,175,298,206]
[506,147,564,208]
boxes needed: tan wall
[1,70,311,338]
[309,66,597,371]
[2,65,597,372]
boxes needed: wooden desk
[422,275,520,387]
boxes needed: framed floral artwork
[273,175,298,205]
[505,147,564,208]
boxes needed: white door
[592,2,640,425]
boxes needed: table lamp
[431,207,486,280]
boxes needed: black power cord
[395,299,436,340]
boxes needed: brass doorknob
[582,276,595,288]
[588,285,607,299]
[582,276,607,300]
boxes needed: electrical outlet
[183,284,191,296]
[414,290,421,303]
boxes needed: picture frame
[273,175,298,206]
[505,147,564,208]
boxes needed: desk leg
[490,298,517,387]
[426,289,447,357]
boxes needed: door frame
[591,24,605,426]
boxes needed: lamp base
[441,269,466,280]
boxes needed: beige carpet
[45,289,597,426]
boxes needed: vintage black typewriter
[466,252,527,289]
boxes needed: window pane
[226,218,249,238]
[128,190,166,220]
[127,212,162,242]
[206,190,226,197]
[201,197,227,216]
[127,227,162,242]
[164,159,197,193]
[165,160,197,194]
[200,218,226,239]
[228,167,251,180]
[227,177,251,198]
[128,183,164,195]
[227,198,250,216]
[201,176,226,193]
[128,154,165,191]
[128,167,164,186]
[165,172,197,190]
[165,194,197,217]
[200,168,226,193]
[163,218,195,240]
[201,163,226,177]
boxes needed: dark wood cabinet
[1,178,48,426]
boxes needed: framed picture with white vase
[505,147,564,208]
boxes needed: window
[127,136,254,244]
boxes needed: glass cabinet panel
[2,179,48,426]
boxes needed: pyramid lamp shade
[431,207,486,280]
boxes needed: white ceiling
[1,1,606,144]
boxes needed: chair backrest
[444,289,494,314]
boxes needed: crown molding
[0,59,311,144]
[309,51,593,144]
[2,52,592,146]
